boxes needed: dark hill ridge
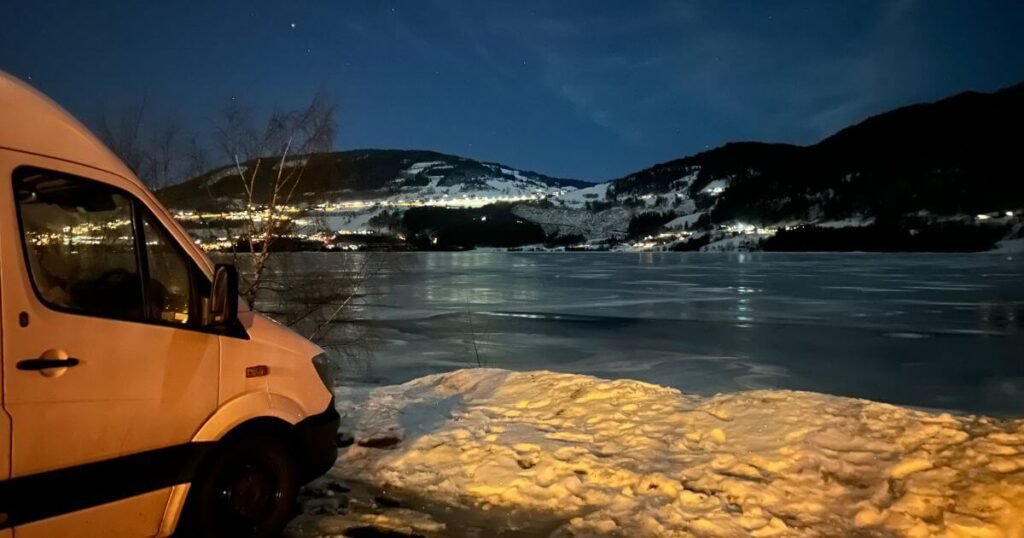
[159,149,588,210]
[611,83,1024,224]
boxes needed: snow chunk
[890,457,934,479]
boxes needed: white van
[0,72,339,537]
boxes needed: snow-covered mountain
[526,82,1024,251]
[162,82,1024,252]
[622,84,1024,228]
[159,149,587,211]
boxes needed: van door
[0,154,220,536]
[0,195,11,538]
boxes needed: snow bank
[993,238,1024,254]
[312,369,1024,537]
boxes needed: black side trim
[0,442,214,529]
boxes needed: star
[290,22,297,29]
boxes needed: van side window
[15,170,145,320]
[141,212,192,324]
[14,168,203,327]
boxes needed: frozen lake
[273,252,1024,416]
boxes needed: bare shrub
[100,93,390,373]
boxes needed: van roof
[0,71,135,180]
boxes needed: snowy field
[288,369,1024,537]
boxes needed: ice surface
[286,252,1024,416]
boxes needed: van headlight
[312,353,335,389]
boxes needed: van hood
[241,311,324,361]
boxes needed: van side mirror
[204,263,239,328]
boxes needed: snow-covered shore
[290,369,1024,537]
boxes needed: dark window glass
[141,213,192,324]
[15,170,144,319]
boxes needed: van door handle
[17,358,81,371]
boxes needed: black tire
[177,430,299,538]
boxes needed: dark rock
[343,527,426,538]
[373,495,405,509]
[357,435,402,449]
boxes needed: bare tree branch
[96,99,185,190]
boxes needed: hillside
[606,83,1024,224]
[159,149,588,210]
[516,82,1024,251]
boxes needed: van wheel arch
[205,416,305,471]
[216,416,298,448]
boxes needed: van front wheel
[178,431,299,538]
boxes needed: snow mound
[326,369,1024,537]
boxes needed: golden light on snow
[311,369,1024,537]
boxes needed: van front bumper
[294,397,341,482]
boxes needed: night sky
[2,1,1023,181]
